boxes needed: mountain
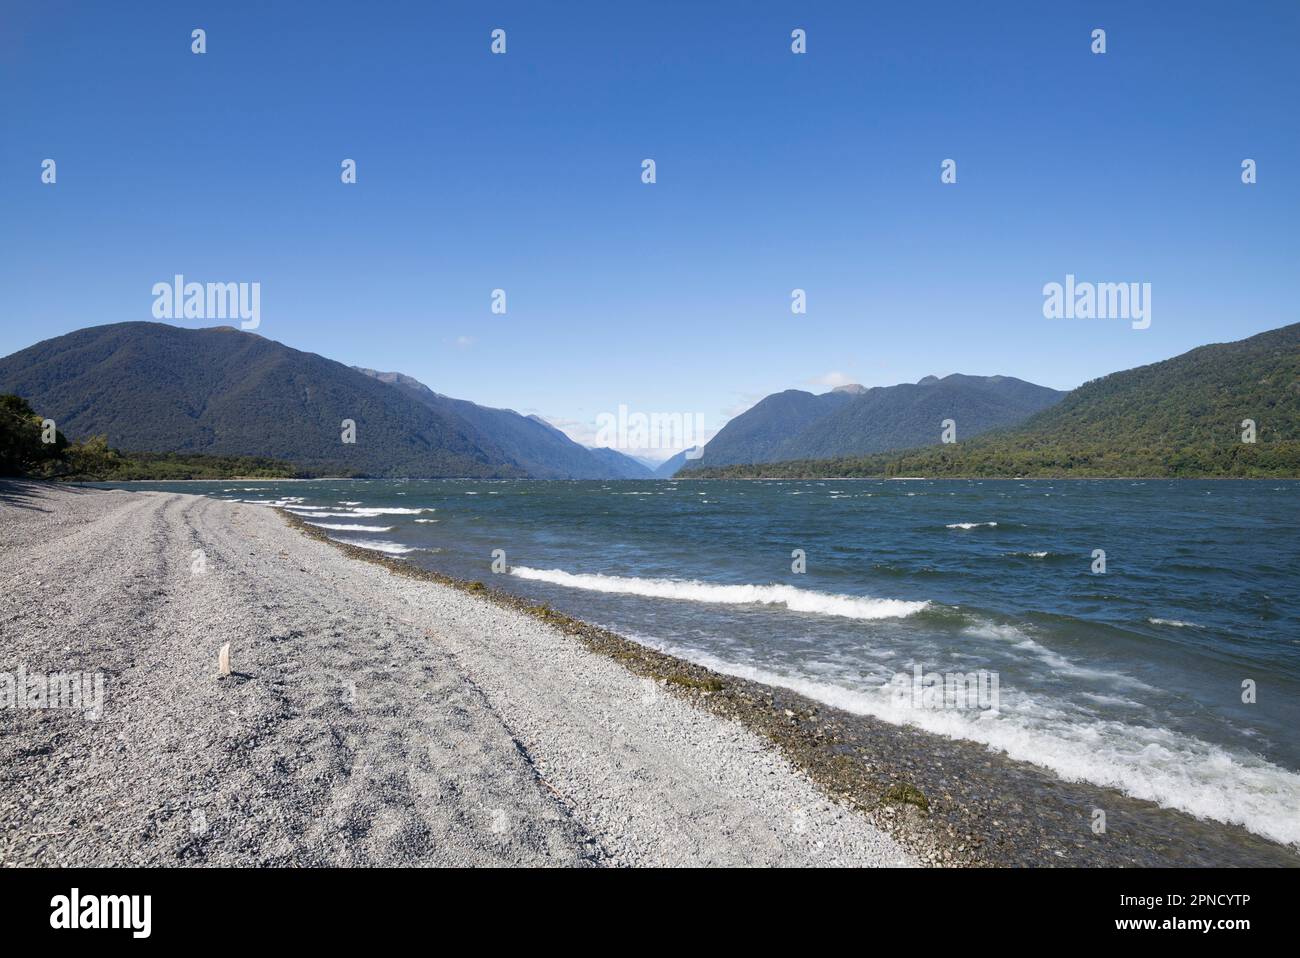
[684,323,1300,478]
[697,375,1064,467]
[0,323,626,479]
[652,448,704,478]
[584,447,656,479]
[698,390,855,466]
[992,323,1300,449]
[0,323,527,477]
[353,368,647,479]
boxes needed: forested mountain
[0,323,525,477]
[583,446,656,479]
[697,376,1063,467]
[353,367,651,479]
[697,389,854,466]
[683,323,1300,479]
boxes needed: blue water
[102,478,1300,847]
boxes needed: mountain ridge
[682,323,1300,478]
[0,324,623,478]
[697,374,1064,467]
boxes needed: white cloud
[806,370,855,388]
[537,413,718,460]
[537,415,596,446]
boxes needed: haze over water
[107,478,1300,848]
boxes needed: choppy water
[101,478,1300,848]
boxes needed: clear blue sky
[2,1,1296,457]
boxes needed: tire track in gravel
[1,491,190,864]
[154,493,594,865]
[250,506,914,867]
[2,487,594,866]
[4,485,910,866]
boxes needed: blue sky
[2,1,1297,459]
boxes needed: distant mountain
[652,448,704,478]
[0,323,650,479]
[353,368,644,479]
[698,375,1064,467]
[684,323,1300,478]
[698,390,855,466]
[584,447,656,479]
[992,323,1300,449]
[0,323,525,477]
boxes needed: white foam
[332,537,418,555]
[644,649,1300,848]
[947,521,998,530]
[347,507,433,516]
[507,568,928,620]
[307,522,395,532]
[1148,618,1203,629]
[962,623,1157,691]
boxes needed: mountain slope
[698,390,853,466]
[684,323,1300,478]
[773,374,1065,460]
[0,323,523,477]
[653,449,699,478]
[1000,323,1300,447]
[354,368,651,479]
[584,446,656,479]
[699,376,1063,467]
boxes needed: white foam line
[330,537,418,555]
[307,522,395,532]
[635,647,1300,848]
[508,567,928,621]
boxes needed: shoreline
[1,482,911,867]
[281,510,1300,867]
[83,475,1300,483]
[4,480,1294,867]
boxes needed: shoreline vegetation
[8,392,1296,484]
[678,442,1300,481]
[2,394,299,481]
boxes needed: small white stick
[218,642,231,677]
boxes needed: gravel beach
[0,482,913,867]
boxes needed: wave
[332,537,418,555]
[348,507,434,516]
[640,648,1300,847]
[961,622,1157,691]
[307,522,395,532]
[1148,618,1203,629]
[946,521,998,530]
[507,567,928,620]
